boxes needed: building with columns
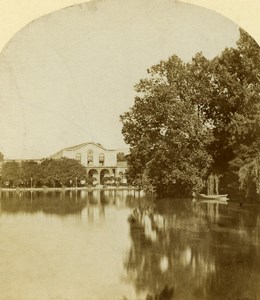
[49,142,128,185]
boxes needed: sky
[0,0,250,159]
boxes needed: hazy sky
[0,0,240,159]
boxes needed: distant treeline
[0,158,121,188]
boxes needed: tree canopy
[117,152,127,162]
[1,161,21,187]
[121,29,260,199]
[1,158,87,188]
[40,158,86,187]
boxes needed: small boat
[192,198,228,205]
[192,192,228,200]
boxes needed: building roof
[47,142,130,160]
[49,142,123,159]
[63,142,116,152]
[49,150,64,159]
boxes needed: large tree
[191,30,260,168]
[121,29,260,198]
[121,56,213,196]
[192,29,260,198]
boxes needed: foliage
[1,161,21,187]
[121,29,260,198]
[40,158,86,187]
[212,29,260,197]
[121,55,213,196]
[238,154,260,199]
[0,152,4,161]
[117,152,127,161]
[1,158,86,188]
[20,161,41,187]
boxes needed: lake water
[0,190,260,300]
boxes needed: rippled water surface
[0,190,260,300]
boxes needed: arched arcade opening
[100,169,110,185]
[88,169,99,185]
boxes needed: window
[99,153,105,166]
[87,150,93,166]
[75,153,81,162]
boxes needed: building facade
[49,142,128,184]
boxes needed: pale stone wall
[48,143,128,185]
[62,144,117,167]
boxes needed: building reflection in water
[0,189,141,217]
[0,191,259,299]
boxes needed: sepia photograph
[0,0,259,299]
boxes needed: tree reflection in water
[124,198,260,300]
[0,189,138,216]
[0,191,87,215]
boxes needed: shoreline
[0,186,140,192]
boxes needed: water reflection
[0,191,260,299]
[125,198,260,299]
[0,189,142,300]
[0,189,140,215]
